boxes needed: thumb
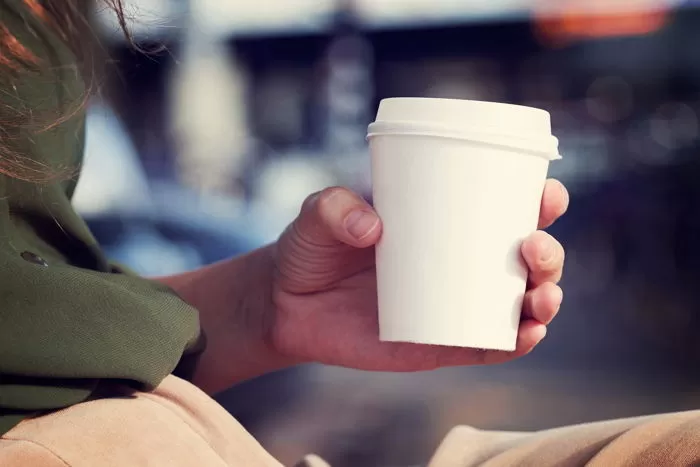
[275,187,381,294]
[293,187,382,248]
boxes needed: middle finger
[522,230,565,286]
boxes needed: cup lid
[368,98,560,160]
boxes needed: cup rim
[366,120,561,161]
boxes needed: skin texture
[161,180,568,395]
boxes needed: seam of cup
[368,119,554,138]
[367,121,559,151]
[366,121,561,160]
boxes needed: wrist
[159,244,298,394]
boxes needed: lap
[0,375,282,467]
[3,376,699,466]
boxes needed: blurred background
[78,0,700,464]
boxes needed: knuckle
[543,239,564,269]
[315,186,345,212]
[549,242,565,270]
[300,187,343,218]
[532,240,564,282]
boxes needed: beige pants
[1,375,699,466]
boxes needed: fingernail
[345,210,379,240]
[540,241,555,262]
[560,182,570,212]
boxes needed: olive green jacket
[0,0,203,434]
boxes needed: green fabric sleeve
[0,0,205,435]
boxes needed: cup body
[368,98,560,351]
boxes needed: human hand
[270,180,568,371]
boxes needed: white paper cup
[368,98,561,351]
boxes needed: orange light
[533,0,670,46]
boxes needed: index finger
[539,179,569,229]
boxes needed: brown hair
[0,0,130,181]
